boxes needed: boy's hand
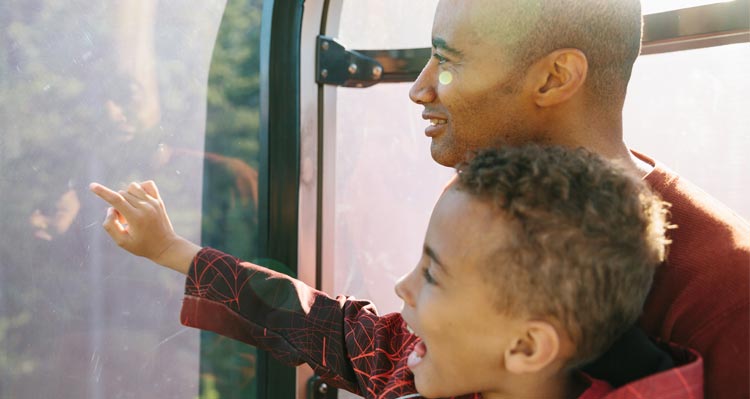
[89,181,200,274]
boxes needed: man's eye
[422,267,437,285]
[432,52,447,65]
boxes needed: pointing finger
[90,182,136,217]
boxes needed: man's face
[395,187,523,397]
[409,0,541,167]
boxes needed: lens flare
[439,71,453,86]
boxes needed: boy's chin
[413,372,457,399]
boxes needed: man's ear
[528,49,588,108]
[504,321,561,374]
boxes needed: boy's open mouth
[407,339,428,369]
[406,324,427,370]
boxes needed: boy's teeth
[430,119,446,126]
[407,349,424,369]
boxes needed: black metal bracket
[307,375,338,399]
[316,35,432,88]
[316,35,384,88]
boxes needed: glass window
[338,0,438,49]
[325,7,454,395]
[332,84,454,317]
[0,0,263,398]
[624,43,750,220]
[330,0,448,321]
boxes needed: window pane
[338,0,438,49]
[624,43,750,220]
[331,0,447,322]
[0,1,235,398]
[332,84,453,315]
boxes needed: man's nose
[409,62,437,105]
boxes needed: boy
[90,145,702,398]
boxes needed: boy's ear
[504,321,561,374]
[528,49,588,108]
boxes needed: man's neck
[556,103,654,178]
[576,137,653,179]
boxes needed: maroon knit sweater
[637,152,749,398]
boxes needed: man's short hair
[507,0,642,106]
[457,144,669,366]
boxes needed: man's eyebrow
[424,244,451,276]
[432,37,463,57]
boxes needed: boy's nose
[394,271,416,307]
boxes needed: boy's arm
[183,247,428,398]
[89,181,200,274]
[181,247,372,393]
[89,181,415,396]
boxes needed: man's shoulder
[639,157,749,344]
[643,161,749,242]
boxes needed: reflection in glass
[0,0,239,397]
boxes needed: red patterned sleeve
[178,247,430,398]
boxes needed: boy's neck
[483,370,588,399]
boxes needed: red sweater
[637,153,750,398]
[181,247,703,399]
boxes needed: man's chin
[430,144,461,168]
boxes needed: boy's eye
[422,267,437,285]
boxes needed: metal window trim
[641,0,750,54]
[297,0,329,397]
[258,0,305,398]
[317,0,343,298]
[295,1,343,397]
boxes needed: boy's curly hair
[457,144,670,366]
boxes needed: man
[408,1,749,397]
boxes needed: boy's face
[395,187,525,397]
